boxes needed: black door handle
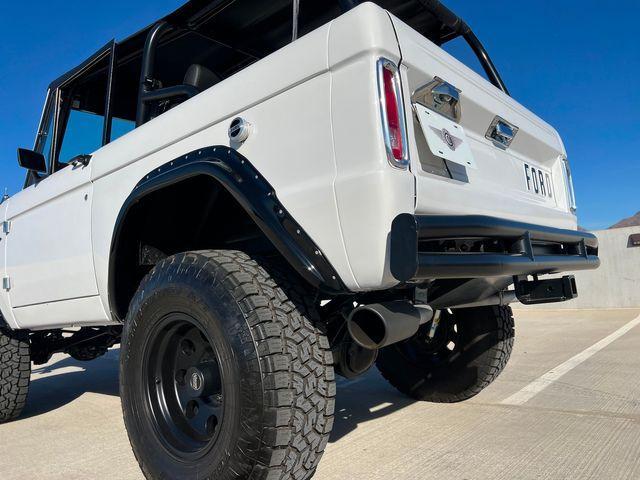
[69,154,92,168]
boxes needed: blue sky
[0,1,638,230]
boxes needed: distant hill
[610,211,640,229]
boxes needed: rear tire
[0,328,31,423]
[121,250,335,480]
[376,305,514,403]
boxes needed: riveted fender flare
[0,312,9,330]
[108,146,347,320]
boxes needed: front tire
[0,328,31,423]
[121,250,335,480]
[376,305,514,403]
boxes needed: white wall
[529,226,640,309]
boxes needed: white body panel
[0,201,18,329]
[4,164,107,328]
[10,295,108,330]
[90,24,354,315]
[2,2,579,329]
[327,4,414,290]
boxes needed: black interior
[183,64,221,91]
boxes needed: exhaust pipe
[347,301,433,350]
[451,290,517,309]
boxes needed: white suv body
[0,3,593,332]
[0,2,600,477]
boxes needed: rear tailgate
[390,16,576,230]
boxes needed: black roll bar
[343,0,510,95]
[137,21,197,127]
[460,29,509,95]
[142,85,200,103]
[417,0,510,95]
[135,0,509,127]
[338,0,360,11]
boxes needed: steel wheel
[401,311,461,366]
[144,313,224,458]
[121,251,335,479]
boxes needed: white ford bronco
[0,1,599,478]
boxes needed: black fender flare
[0,312,9,330]
[108,146,347,320]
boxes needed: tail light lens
[377,58,409,169]
[383,68,403,158]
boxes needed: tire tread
[126,250,335,480]
[0,328,31,423]
[378,305,514,403]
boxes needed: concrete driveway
[1,308,639,479]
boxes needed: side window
[110,117,136,142]
[54,55,110,171]
[58,109,105,165]
[106,42,140,140]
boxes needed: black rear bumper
[390,214,600,281]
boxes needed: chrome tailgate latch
[486,116,518,149]
[412,77,461,122]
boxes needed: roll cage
[27,0,508,186]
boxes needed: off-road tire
[121,250,335,480]
[376,305,514,403]
[0,328,31,422]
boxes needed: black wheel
[0,328,31,423]
[376,305,514,403]
[121,250,335,480]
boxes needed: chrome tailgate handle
[486,116,518,149]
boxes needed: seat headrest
[183,64,220,92]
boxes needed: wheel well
[110,175,277,320]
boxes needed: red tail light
[377,59,408,169]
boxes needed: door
[6,156,96,310]
[5,44,114,328]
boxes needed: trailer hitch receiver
[515,275,578,305]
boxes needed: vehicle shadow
[330,369,416,443]
[19,348,121,420]
[19,348,417,438]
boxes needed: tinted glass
[58,109,105,165]
[53,52,111,170]
[110,117,136,142]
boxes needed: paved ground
[1,308,640,479]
